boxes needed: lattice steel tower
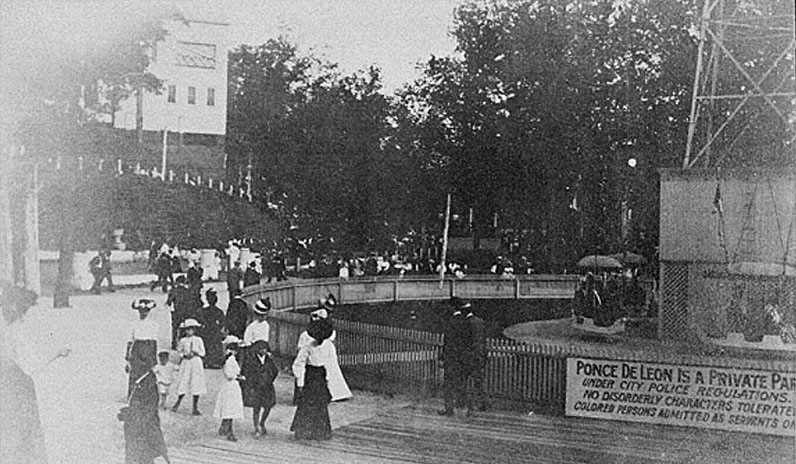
[683,0,796,169]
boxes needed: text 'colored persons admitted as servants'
[565,358,796,436]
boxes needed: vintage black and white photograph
[1,1,794,463]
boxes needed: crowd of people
[120,290,351,462]
[572,272,649,327]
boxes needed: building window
[167,85,176,103]
[187,86,196,105]
[174,42,216,69]
[207,88,215,106]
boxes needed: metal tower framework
[683,0,796,169]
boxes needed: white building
[113,9,228,139]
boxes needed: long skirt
[175,356,207,396]
[0,363,49,464]
[213,380,244,420]
[290,366,332,440]
[128,340,157,398]
[124,373,168,464]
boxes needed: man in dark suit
[438,297,469,416]
[464,303,489,415]
[243,261,261,287]
[227,261,243,300]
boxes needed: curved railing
[241,274,579,311]
[241,274,579,406]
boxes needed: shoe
[437,409,454,417]
[259,425,267,436]
[218,426,226,436]
[171,405,179,413]
[226,434,237,442]
[192,410,202,416]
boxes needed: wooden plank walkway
[160,405,794,464]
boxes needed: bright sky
[1,0,462,95]
[223,0,462,92]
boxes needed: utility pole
[22,147,41,294]
[439,193,451,287]
[161,128,168,180]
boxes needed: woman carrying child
[213,335,245,442]
[172,318,207,415]
[241,339,279,437]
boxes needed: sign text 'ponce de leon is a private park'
[566,358,796,436]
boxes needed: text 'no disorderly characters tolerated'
[565,358,796,436]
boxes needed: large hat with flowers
[132,299,157,311]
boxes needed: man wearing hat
[464,302,489,415]
[243,261,261,288]
[243,298,271,346]
[438,297,470,416]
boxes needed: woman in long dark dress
[290,318,334,440]
[198,289,226,369]
[124,370,169,464]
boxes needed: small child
[214,336,245,442]
[152,351,179,409]
[172,319,207,415]
[241,340,279,437]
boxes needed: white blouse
[243,319,270,345]
[130,318,159,341]
[292,340,334,388]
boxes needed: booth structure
[659,168,796,350]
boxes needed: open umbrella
[610,252,647,267]
[577,255,623,269]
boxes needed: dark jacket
[241,352,279,409]
[227,266,243,292]
[442,312,469,365]
[243,267,261,287]
[225,298,249,340]
[466,313,486,367]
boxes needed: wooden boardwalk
[159,405,793,464]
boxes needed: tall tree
[227,41,400,255]
[4,3,176,305]
[401,0,700,268]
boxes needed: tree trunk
[53,247,73,308]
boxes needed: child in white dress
[172,319,207,415]
[214,336,245,442]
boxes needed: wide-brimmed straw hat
[253,297,271,315]
[222,335,241,346]
[179,318,201,329]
